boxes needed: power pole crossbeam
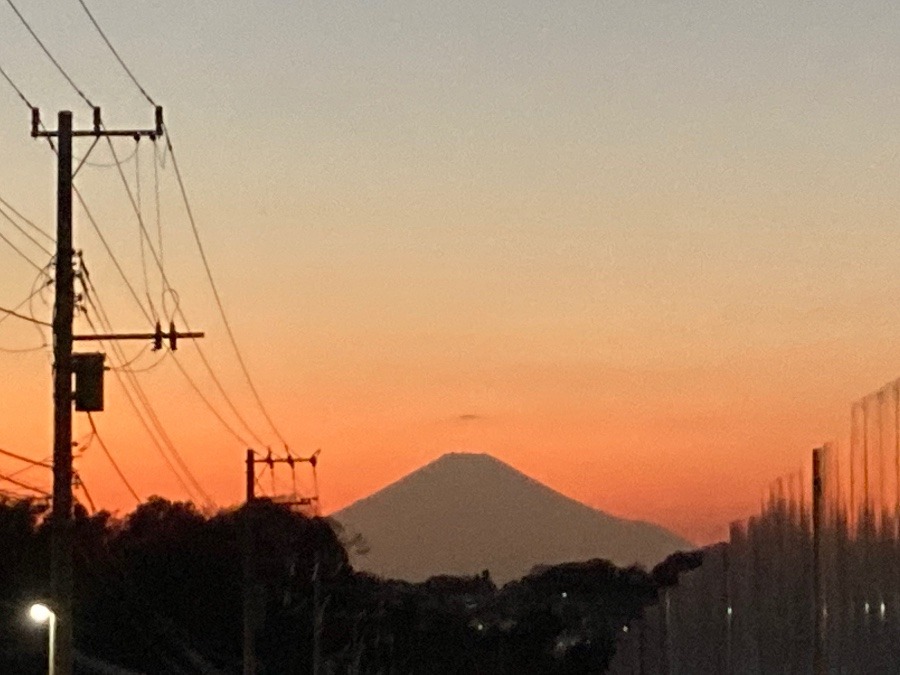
[73,332,205,342]
[32,106,163,140]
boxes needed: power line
[101,132,283,448]
[0,447,52,468]
[73,473,95,513]
[78,228,256,446]
[79,272,215,508]
[0,472,50,496]
[115,350,167,374]
[25,262,54,356]
[80,304,205,506]
[78,288,195,492]
[86,412,140,503]
[74,0,156,106]
[2,255,51,359]
[74,188,154,324]
[7,454,51,479]
[0,193,55,243]
[153,143,164,283]
[4,0,95,108]
[0,303,51,327]
[0,60,59,155]
[101,138,268,446]
[0,226,51,275]
[8,2,278,457]
[0,279,52,331]
[168,354,249,446]
[0,342,47,353]
[0,202,54,256]
[162,129,290,448]
[0,60,33,107]
[134,141,160,321]
[74,142,138,170]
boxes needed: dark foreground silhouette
[0,497,699,673]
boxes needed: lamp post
[29,603,56,675]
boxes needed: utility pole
[242,449,321,674]
[812,447,825,675]
[51,109,74,675]
[33,106,201,675]
[243,449,257,675]
[312,552,322,675]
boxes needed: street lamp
[29,602,56,675]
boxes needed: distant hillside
[333,452,692,584]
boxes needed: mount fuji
[333,452,692,584]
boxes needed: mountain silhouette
[333,452,692,584]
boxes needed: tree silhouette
[0,495,692,673]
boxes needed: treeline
[0,497,698,673]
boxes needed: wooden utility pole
[51,109,75,675]
[243,449,321,673]
[312,552,322,675]
[812,447,825,675]
[34,106,193,675]
[244,449,257,675]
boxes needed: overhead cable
[74,188,154,324]
[75,0,156,106]
[0,447,52,468]
[79,275,215,508]
[163,128,290,448]
[6,453,51,479]
[86,412,141,503]
[0,472,49,496]
[0,203,53,257]
[73,473,96,513]
[102,138,267,446]
[81,305,206,507]
[134,142,159,321]
[77,210,255,446]
[0,343,47,353]
[0,194,54,243]
[0,227,51,276]
[153,143,163,277]
[4,0,95,108]
[0,60,33,107]
[0,281,51,332]
[0,303,51,327]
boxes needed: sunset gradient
[1,2,899,545]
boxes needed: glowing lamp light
[29,603,53,624]
[28,602,56,675]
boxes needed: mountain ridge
[333,452,693,584]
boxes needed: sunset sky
[1,1,900,544]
